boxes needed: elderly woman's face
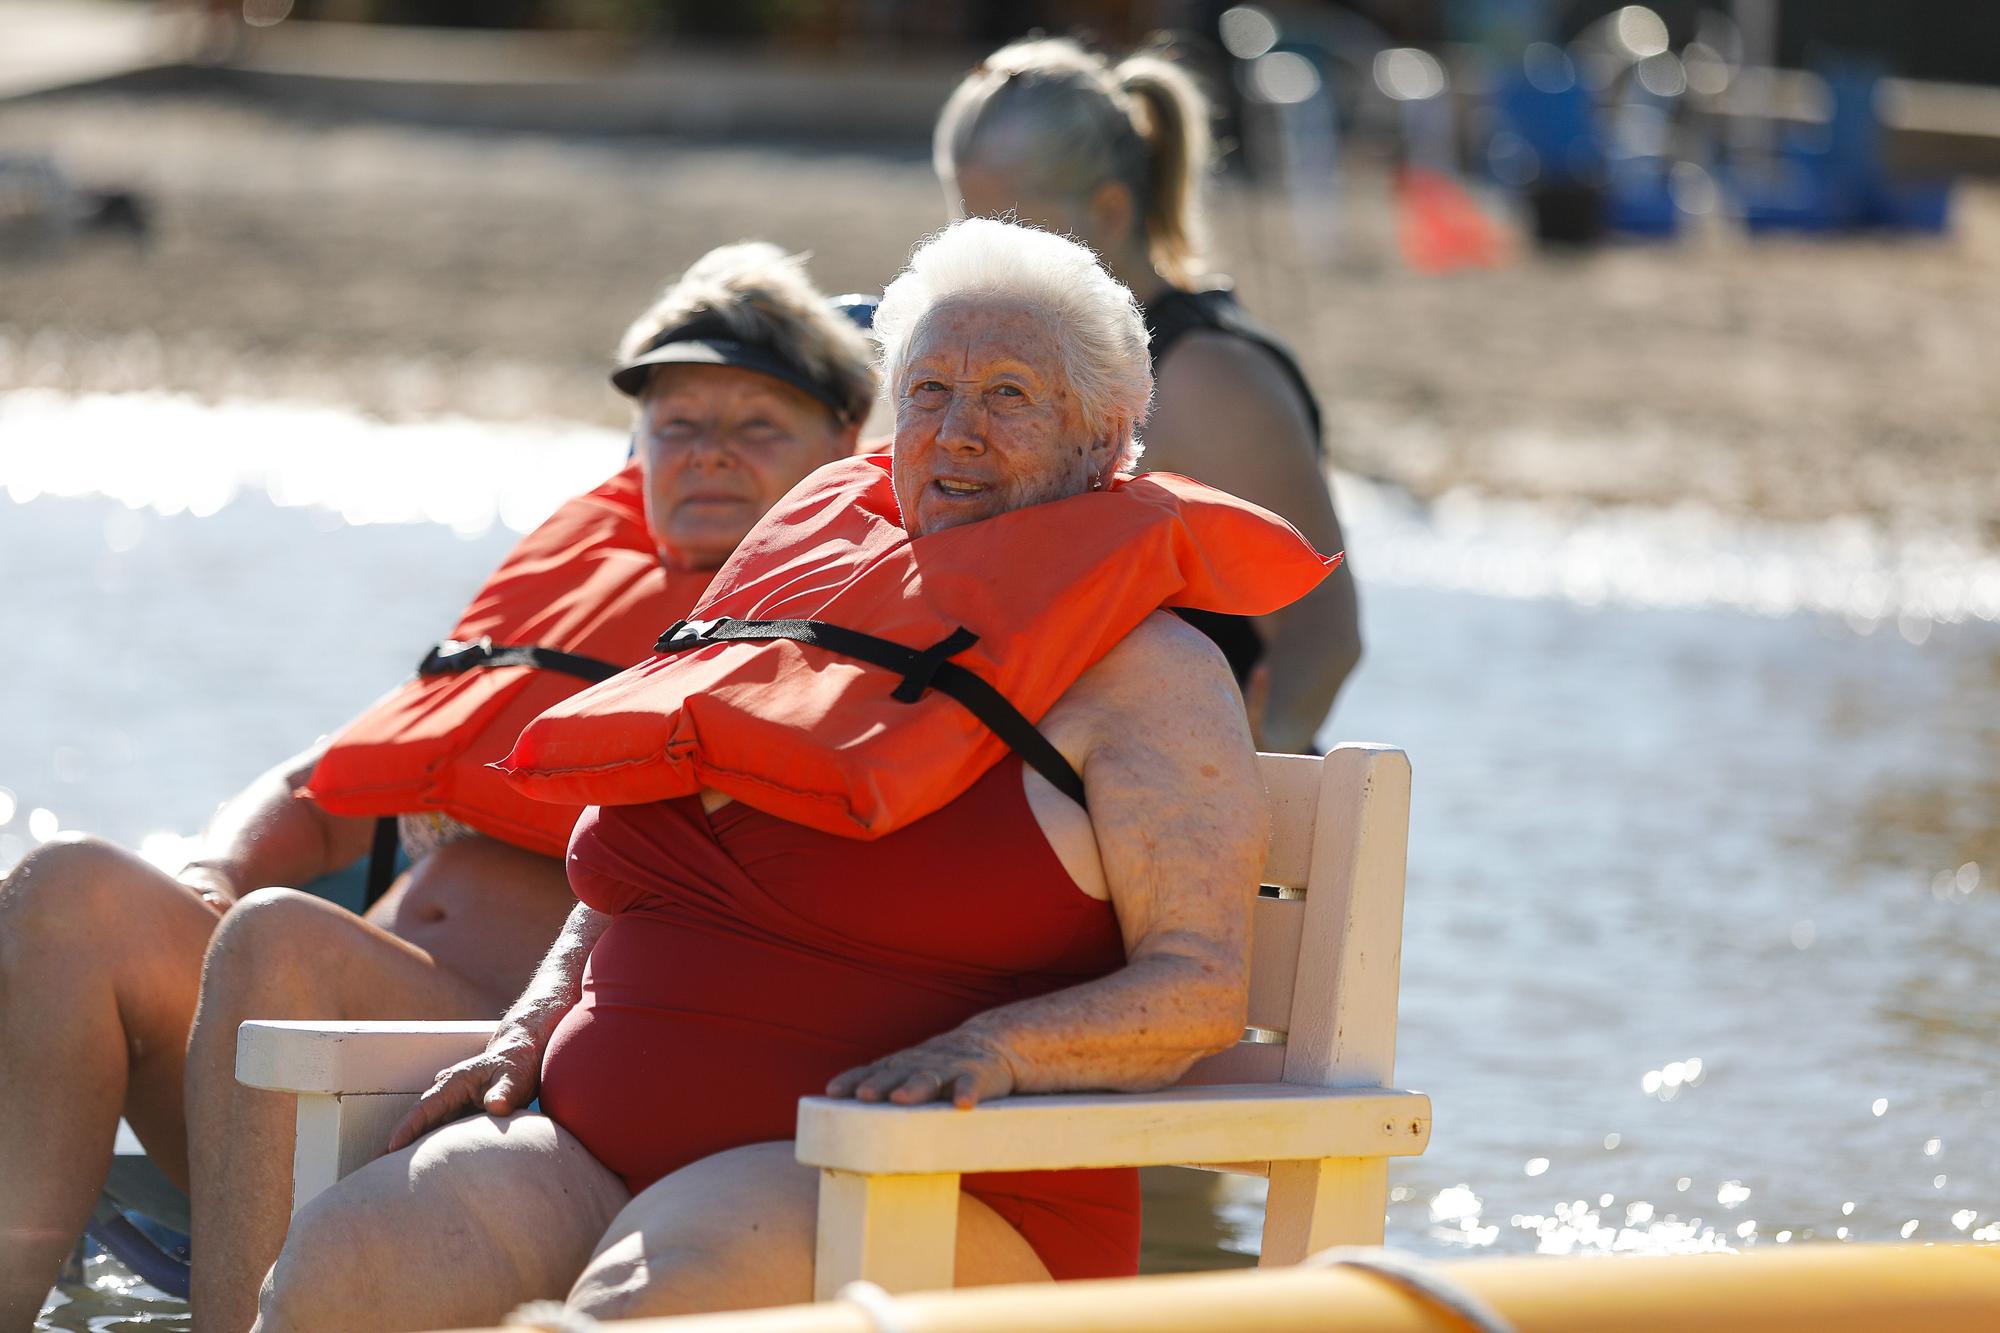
[636,364,851,569]
[892,298,1110,539]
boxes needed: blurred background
[3,1,1997,1329]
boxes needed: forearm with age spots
[958,942,1249,1095]
[957,612,1265,1096]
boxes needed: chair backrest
[1175,743,1412,1092]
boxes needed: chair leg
[1260,1157,1387,1265]
[813,1169,961,1300]
[291,1093,417,1215]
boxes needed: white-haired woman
[250,218,1330,1329]
[936,36,1360,752]
[0,242,873,1333]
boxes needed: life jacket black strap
[372,637,623,901]
[1143,287,1324,449]
[417,637,624,685]
[656,617,1088,811]
[363,815,400,909]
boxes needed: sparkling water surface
[5,391,1994,1328]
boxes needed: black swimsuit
[1143,287,1325,686]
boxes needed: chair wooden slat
[1171,1039,1286,1088]
[1255,752,1322,891]
[1244,895,1304,1034]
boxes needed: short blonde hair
[618,242,877,424]
[874,217,1152,473]
[935,36,1215,289]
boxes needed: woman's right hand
[385,1017,550,1152]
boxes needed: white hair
[873,217,1152,472]
[618,241,877,423]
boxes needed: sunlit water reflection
[6,392,1995,1326]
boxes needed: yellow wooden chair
[236,743,1430,1294]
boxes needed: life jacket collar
[306,462,711,858]
[502,454,1333,840]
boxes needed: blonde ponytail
[1115,53,1213,288]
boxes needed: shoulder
[1048,612,1249,766]
[1155,328,1306,418]
[1139,326,1332,536]
[1145,329,1316,474]
[1055,612,1266,862]
[1091,609,1233,687]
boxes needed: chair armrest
[235,1020,498,1095]
[796,1084,1430,1176]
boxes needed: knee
[255,1198,380,1332]
[205,888,344,987]
[571,1237,733,1321]
[197,888,349,1021]
[574,1232,806,1321]
[570,1147,815,1319]
[0,834,140,950]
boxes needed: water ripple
[5,390,1995,628]
[0,389,625,537]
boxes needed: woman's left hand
[826,1028,1019,1109]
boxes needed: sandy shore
[4,90,1996,540]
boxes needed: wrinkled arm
[1144,332,1361,752]
[387,901,608,1148]
[504,900,609,1034]
[829,618,1266,1107]
[176,741,377,910]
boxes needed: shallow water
[5,392,1995,1326]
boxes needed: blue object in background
[831,293,878,330]
[1491,65,1678,242]
[1732,63,1953,235]
[1605,154,1677,237]
[85,1207,190,1298]
[1494,71,1603,186]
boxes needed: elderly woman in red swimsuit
[252,219,1312,1330]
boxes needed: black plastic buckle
[656,617,730,654]
[417,636,495,676]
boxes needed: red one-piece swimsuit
[538,754,1141,1281]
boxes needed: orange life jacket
[499,454,1334,840]
[306,464,710,858]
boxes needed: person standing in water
[934,36,1360,753]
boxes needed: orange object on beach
[307,464,709,857]
[500,454,1335,839]
[1396,166,1509,273]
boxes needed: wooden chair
[236,743,1429,1292]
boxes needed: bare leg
[187,837,573,1333]
[253,1113,627,1333]
[570,1142,1051,1321]
[0,836,220,1331]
